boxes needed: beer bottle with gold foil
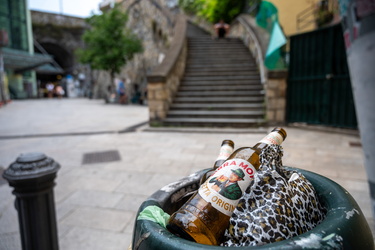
[200,140,235,185]
[166,127,287,245]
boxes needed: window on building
[0,0,29,51]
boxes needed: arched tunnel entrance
[34,42,75,97]
[34,42,73,82]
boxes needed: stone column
[266,70,288,125]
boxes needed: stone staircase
[162,24,265,127]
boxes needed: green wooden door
[286,24,357,128]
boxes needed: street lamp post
[59,0,63,15]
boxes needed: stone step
[188,54,253,59]
[186,63,256,69]
[188,51,250,55]
[162,117,266,127]
[167,110,264,118]
[189,45,248,48]
[188,49,248,53]
[185,66,258,71]
[187,58,253,63]
[188,47,249,52]
[189,37,242,40]
[188,50,249,55]
[183,75,261,81]
[184,68,257,74]
[179,85,263,91]
[184,72,259,77]
[188,45,245,50]
[185,66,259,74]
[173,96,264,103]
[188,55,251,60]
[188,39,243,44]
[169,103,264,110]
[176,90,263,97]
[180,79,262,85]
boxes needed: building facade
[268,0,340,36]
[0,0,58,101]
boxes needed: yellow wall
[267,0,321,36]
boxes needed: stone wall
[266,71,288,125]
[147,14,187,124]
[31,11,87,28]
[230,14,269,84]
[109,0,177,103]
[230,14,287,125]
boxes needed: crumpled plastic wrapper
[137,205,171,228]
[222,145,326,247]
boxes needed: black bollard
[3,152,60,250]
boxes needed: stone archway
[35,42,73,74]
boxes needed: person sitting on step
[214,19,230,39]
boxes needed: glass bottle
[200,139,235,185]
[166,127,287,245]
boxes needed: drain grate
[82,150,121,164]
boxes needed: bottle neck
[253,130,285,151]
[214,143,234,169]
[216,144,234,161]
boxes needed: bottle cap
[221,140,234,148]
[271,127,287,140]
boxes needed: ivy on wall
[178,0,246,23]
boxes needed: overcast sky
[28,0,103,18]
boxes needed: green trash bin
[131,168,374,250]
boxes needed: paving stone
[0,232,21,250]
[115,194,148,212]
[63,190,124,208]
[60,227,131,250]
[61,207,133,232]
[0,203,19,234]
[0,185,14,212]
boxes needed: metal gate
[286,24,357,128]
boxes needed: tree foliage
[178,0,246,23]
[77,6,143,81]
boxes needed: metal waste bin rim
[132,167,374,250]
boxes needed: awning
[34,63,64,74]
[1,47,61,73]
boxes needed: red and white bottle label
[216,144,234,161]
[259,131,283,145]
[198,159,256,216]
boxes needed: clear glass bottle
[167,127,287,245]
[200,139,235,185]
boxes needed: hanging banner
[256,1,286,70]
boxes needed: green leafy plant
[179,0,245,23]
[77,6,143,98]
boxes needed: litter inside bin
[137,205,170,228]
[222,145,327,247]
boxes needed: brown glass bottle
[199,140,235,186]
[166,127,287,245]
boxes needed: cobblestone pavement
[0,99,373,249]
